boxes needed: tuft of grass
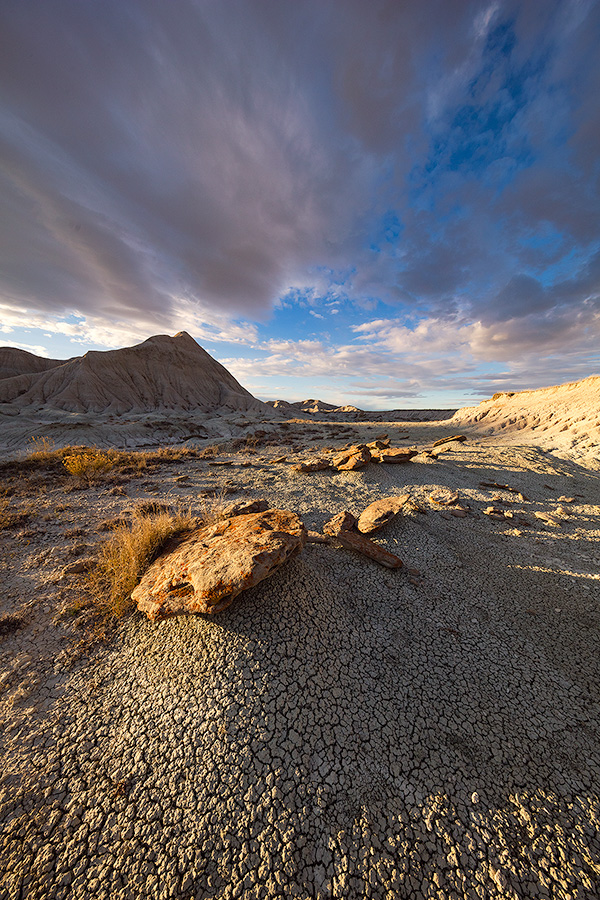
[0,494,32,530]
[88,507,196,618]
[25,435,56,464]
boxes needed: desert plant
[25,435,55,463]
[88,507,196,617]
[63,449,115,482]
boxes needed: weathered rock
[535,511,562,527]
[293,458,331,473]
[432,434,467,448]
[333,530,403,569]
[357,494,410,534]
[323,511,358,535]
[323,509,403,569]
[373,448,417,464]
[332,446,371,471]
[306,531,330,543]
[367,439,390,450]
[223,498,269,517]
[132,509,307,620]
[429,489,459,506]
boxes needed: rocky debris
[535,511,562,527]
[331,446,371,471]
[450,508,468,518]
[432,434,467,448]
[479,480,529,500]
[222,499,269,517]
[132,509,307,620]
[366,438,390,450]
[558,496,575,503]
[323,510,403,569]
[61,558,95,576]
[372,448,418,464]
[484,506,512,520]
[292,458,331,473]
[429,489,460,506]
[306,530,330,543]
[357,494,411,534]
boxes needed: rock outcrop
[132,509,307,620]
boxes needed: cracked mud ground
[1,434,599,899]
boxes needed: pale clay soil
[1,417,599,900]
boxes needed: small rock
[306,531,329,543]
[373,448,417,464]
[323,510,402,569]
[407,568,421,576]
[357,494,410,534]
[431,434,467,448]
[292,458,331,473]
[535,511,562,527]
[450,508,468,518]
[558,496,575,503]
[223,499,269,517]
[62,558,95,576]
[332,446,371,471]
[429,489,459,506]
[323,511,357,535]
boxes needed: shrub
[63,449,116,481]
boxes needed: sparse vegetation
[88,506,196,618]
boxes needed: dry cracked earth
[1,419,599,900]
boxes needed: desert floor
[1,418,599,900]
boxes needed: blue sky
[1,0,599,408]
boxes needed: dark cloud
[0,0,599,357]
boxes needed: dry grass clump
[89,507,196,617]
[0,494,32,530]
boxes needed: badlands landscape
[0,333,599,900]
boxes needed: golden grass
[88,507,196,618]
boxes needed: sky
[1,0,599,409]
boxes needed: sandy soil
[1,417,599,899]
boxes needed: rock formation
[132,508,307,620]
[0,332,270,416]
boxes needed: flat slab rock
[357,494,410,534]
[132,509,307,621]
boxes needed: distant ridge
[451,374,600,460]
[0,347,69,381]
[0,332,269,415]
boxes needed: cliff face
[0,332,269,415]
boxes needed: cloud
[0,0,598,381]
[0,339,50,357]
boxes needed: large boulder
[132,509,307,620]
